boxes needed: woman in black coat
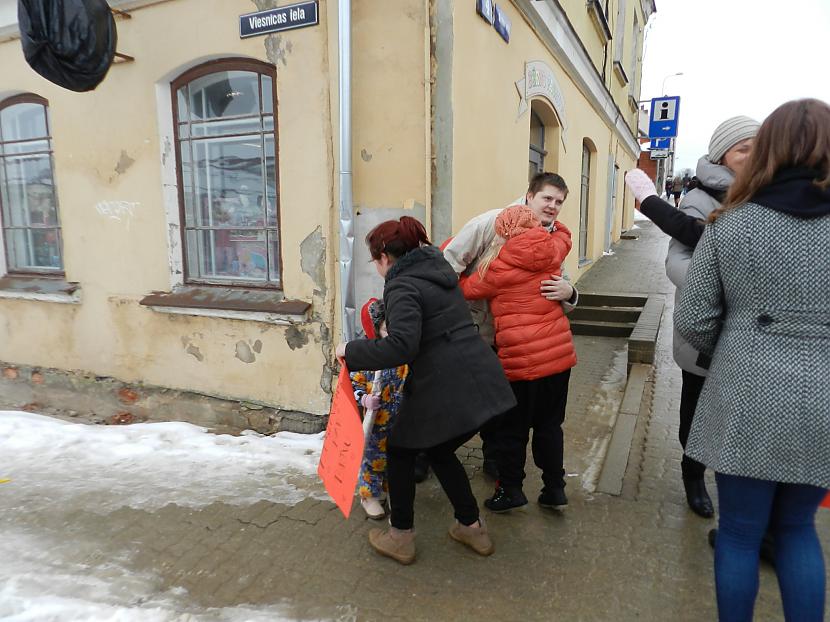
[336,216,515,565]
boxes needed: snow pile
[0,411,325,513]
[0,411,332,621]
[0,530,298,622]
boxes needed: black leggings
[387,431,480,530]
[679,370,706,480]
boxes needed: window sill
[613,61,629,86]
[587,0,612,42]
[0,275,81,304]
[139,286,311,325]
[628,94,639,113]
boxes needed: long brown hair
[713,99,830,220]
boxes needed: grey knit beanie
[708,116,761,163]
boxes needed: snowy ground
[0,411,326,622]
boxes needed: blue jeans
[715,472,827,622]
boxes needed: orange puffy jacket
[459,223,577,381]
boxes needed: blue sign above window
[240,1,319,39]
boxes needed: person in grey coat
[336,216,516,565]
[675,98,830,622]
[665,116,759,518]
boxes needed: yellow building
[0,0,654,429]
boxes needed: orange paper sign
[822,492,830,509]
[318,365,365,518]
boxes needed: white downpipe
[338,0,355,341]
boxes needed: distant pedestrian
[665,177,673,199]
[336,217,515,565]
[676,98,830,622]
[671,175,683,206]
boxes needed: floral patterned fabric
[350,365,407,499]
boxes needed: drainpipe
[338,0,355,341]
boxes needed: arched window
[579,140,595,262]
[528,101,561,181]
[528,111,546,180]
[0,94,63,274]
[172,59,281,288]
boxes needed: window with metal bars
[172,59,282,288]
[0,95,63,275]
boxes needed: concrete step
[570,319,636,338]
[578,292,649,308]
[569,305,641,323]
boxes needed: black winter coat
[345,245,516,449]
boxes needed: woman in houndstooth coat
[674,99,830,622]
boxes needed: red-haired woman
[336,216,516,565]
[675,99,830,621]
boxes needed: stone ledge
[0,275,81,304]
[140,286,311,325]
[596,363,652,496]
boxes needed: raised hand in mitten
[625,169,658,206]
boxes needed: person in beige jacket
[442,171,578,482]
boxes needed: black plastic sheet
[18,0,117,92]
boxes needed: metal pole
[338,0,355,341]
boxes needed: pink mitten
[625,169,658,204]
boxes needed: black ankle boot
[683,478,714,518]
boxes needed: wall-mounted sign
[239,1,319,39]
[494,5,511,43]
[516,61,568,148]
[476,0,495,24]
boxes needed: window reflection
[0,98,63,273]
[175,65,280,286]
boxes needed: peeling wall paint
[115,150,136,175]
[285,325,309,351]
[300,226,326,296]
[235,340,257,363]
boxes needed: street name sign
[649,96,680,139]
[240,1,319,38]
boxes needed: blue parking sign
[649,96,681,139]
[650,137,671,150]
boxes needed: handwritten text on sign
[317,366,364,518]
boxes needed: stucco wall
[0,0,337,415]
[449,1,638,281]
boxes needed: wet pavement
[3,219,829,621]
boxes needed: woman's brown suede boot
[449,518,495,556]
[368,527,416,565]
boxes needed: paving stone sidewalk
[4,219,828,621]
